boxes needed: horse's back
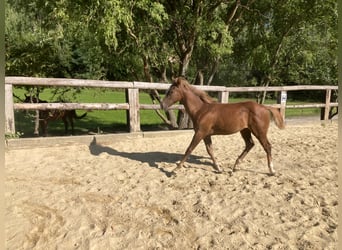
[200,101,271,134]
[213,101,267,116]
[197,101,253,134]
[227,101,270,115]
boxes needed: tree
[211,0,337,103]
[6,0,337,128]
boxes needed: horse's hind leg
[257,135,275,176]
[204,136,222,173]
[233,129,254,172]
[62,117,69,135]
[69,116,75,135]
[249,119,275,176]
[40,120,48,137]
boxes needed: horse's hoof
[172,165,182,173]
[168,171,177,178]
[213,163,222,172]
[213,167,223,174]
[268,171,276,176]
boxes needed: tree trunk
[260,76,270,104]
[34,110,40,136]
[194,70,204,85]
[178,49,193,76]
[177,110,193,129]
[207,59,219,86]
[142,55,178,129]
[160,65,168,83]
[29,89,41,136]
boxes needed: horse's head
[161,77,214,110]
[161,77,186,110]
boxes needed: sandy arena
[5,121,338,249]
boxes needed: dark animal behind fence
[24,95,87,136]
[161,77,285,176]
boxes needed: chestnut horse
[161,77,285,175]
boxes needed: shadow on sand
[88,137,211,177]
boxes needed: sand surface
[5,122,338,249]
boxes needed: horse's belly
[211,125,243,135]
[212,115,248,134]
[197,107,248,135]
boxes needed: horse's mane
[177,77,215,104]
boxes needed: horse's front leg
[62,117,68,135]
[204,136,222,173]
[40,120,48,137]
[174,131,204,172]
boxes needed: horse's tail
[267,107,285,129]
[73,110,87,119]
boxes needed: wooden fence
[5,76,338,134]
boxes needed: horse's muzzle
[160,102,167,110]
[160,101,169,110]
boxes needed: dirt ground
[5,121,338,249]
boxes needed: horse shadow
[88,137,211,177]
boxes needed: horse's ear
[176,76,189,86]
[172,76,181,86]
[170,76,178,85]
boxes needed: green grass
[13,87,167,137]
[13,87,322,137]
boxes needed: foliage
[215,0,337,87]
[5,0,337,86]
[5,131,24,139]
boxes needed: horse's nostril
[161,102,167,110]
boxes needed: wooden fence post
[218,91,229,103]
[323,89,331,121]
[280,90,287,120]
[127,88,140,132]
[5,84,15,134]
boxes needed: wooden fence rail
[5,77,338,134]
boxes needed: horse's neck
[182,90,206,119]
